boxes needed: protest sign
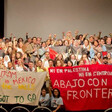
[0,70,46,105]
[49,65,112,111]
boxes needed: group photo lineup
[0,0,112,112]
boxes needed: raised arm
[26,32,28,39]
[97,31,102,39]
[74,30,79,39]
[13,37,17,50]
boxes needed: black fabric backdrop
[0,0,4,38]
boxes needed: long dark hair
[52,88,60,98]
[41,87,47,95]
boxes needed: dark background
[0,0,4,38]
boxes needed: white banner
[0,70,47,105]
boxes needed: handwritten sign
[49,65,112,111]
[0,70,46,105]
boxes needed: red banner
[49,65,112,111]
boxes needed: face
[18,42,23,48]
[56,60,62,67]
[15,40,17,46]
[8,42,12,47]
[82,54,87,60]
[59,40,62,45]
[89,36,94,43]
[45,52,50,59]
[100,39,105,45]
[58,54,63,60]
[38,60,42,67]
[64,41,68,46]
[71,54,75,60]
[91,59,96,64]
[46,40,50,45]
[54,89,59,97]
[1,42,5,48]
[18,38,23,42]
[17,59,22,65]
[84,40,89,46]
[109,58,112,64]
[37,38,41,44]
[103,58,108,64]
[107,53,111,59]
[49,60,53,67]
[41,89,46,96]
[73,40,79,46]
[42,42,46,48]
[79,60,84,66]
[8,62,12,69]
[28,62,34,69]
[8,47,12,53]
[4,56,9,61]
[106,37,111,45]
[33,38,37,44]
[51,40,54,45]
[28,38,32,43]
[97,53,101,58]
[79,35,83,40]
[16,53,21,59]
[67,61,72,67]
[94,41,98,47]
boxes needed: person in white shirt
[51,88,64,112]
[13,58,27,72]
[42,51,50,68]
[27,61,35,72]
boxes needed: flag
[49,48,58,60]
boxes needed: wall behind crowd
[4,0,112,39]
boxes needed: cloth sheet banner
[49,65,112,111]
[0,70,46,105]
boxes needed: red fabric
[49,48,58,60]
[49,65,112,111]
[96,61,100,64]
[102,51,107,57]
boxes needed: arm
[12,58,16,70]
[13,37,17,50]
[53,105,61,112]
[62,32,65,39]
[2,37,5,42]
[10,33,13,41]
[109,33,112,37]
[95,55,102,64]
[97,31,102,39]
[48,34,52,40]
[53,34,57,40]
[26,32,28,39]
[48,80,52,97]
[74,30,79,39]
[41,65,46,71]
[82,33,88,41]
[21,60,28,71]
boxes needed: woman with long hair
[51,88,64,112]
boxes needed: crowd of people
[0,31,112,111]
[0,31,112,71]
